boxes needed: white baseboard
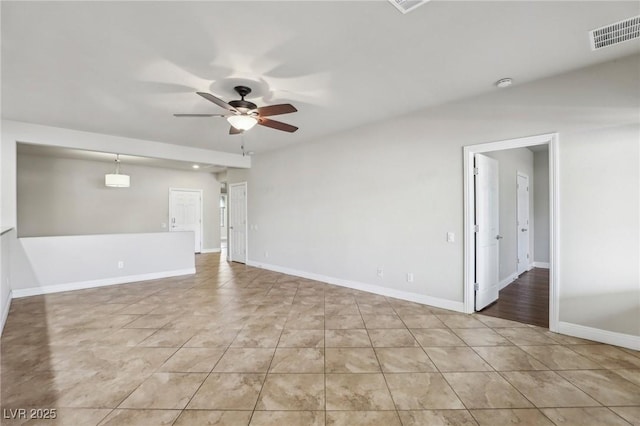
[533,261,550,269]
[200,248,221,254]
[1,290,12,335]
[558,321,640,351]
[247,260,464,313]
[499,272,518,290]
[11,268,196,298]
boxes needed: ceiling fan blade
[173,113,225,117]
[257,104,297,117]
[229,126,244,135]
[197,92,238,113]
[258,118,298,133]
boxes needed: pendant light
[105,154,130,188]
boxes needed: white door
[475,154,500,310]
[228,182,247,263]
[169,189,202,253]
[517,173,530,275]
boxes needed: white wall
[17,153,221,251]
[0,229,12,331]
[486,148,534,281]
[11,232,195,295]
[226,167,249,185]
[559,124,639,336]
[248,131,465,306]
[0,124,16,334]
[533,150,550,264]
[245,54,640,337]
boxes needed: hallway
[479,268,550,328]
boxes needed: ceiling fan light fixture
[227,115,258,131]
[178,87,298,134]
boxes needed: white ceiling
[2,1,639,156]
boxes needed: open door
[475,153,500,310]
[228,182,247,263]
[517,173,530,276]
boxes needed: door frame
[463,133,559,332]
[169,187,204,253]
[228,182,248,263]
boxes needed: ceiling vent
[388,0,430,14]
[589,15,640,50]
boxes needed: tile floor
[1,253,639,425]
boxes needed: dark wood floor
[479,268,549,328]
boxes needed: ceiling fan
[174,86,298,135]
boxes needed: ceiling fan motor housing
[230,86,257,111]
[229,99,257,111]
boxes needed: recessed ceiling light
[496,78,513,88]
[389,0,431,14]
[192,164,200,169]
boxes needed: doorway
[479,268,549,327]
[228,182,247,264]
[464,133,559,331]
[169,188,203,253]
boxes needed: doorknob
[521,228,528,232]
[496,235,503,240]
[230,226,234,230]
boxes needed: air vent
[589,15,640,50]
[388,0,430,15]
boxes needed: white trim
[200,248,221,254]
[463,146,474,313]
[463,133,559,333]
[11,268,195,298]
[558,321,640,351]
[499,272,518,290]
[247,260,465,313]
[1,291,12,334]
[548,136,560,332]
[533,261,550,269]
[169,188,204,253]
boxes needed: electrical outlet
[377,267,384,278]
[407,273,414,283]
[117,261,124,269]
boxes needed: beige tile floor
[1,253,639,425]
